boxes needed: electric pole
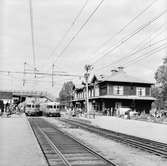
[84,64,93,118]
[23,62,26,86]
[52,64,54,87]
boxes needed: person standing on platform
[0,100,4,116]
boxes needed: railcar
[40,102,61,117]
[25,103,42,116]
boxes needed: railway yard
[1,114,167,166]
[1,0,167,165]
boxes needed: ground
[1,113,167,166]
[0,114,47,166]
[45,117,167,166]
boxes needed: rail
[60,117,167,158]
[28,118,117,166]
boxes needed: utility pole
[52,64,54,87]
[84,64,93,118]
[23,62,26,86]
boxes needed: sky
[0,0,167,97]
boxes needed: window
[100,85,107,96]
[113,86,123,95]
[88,89,92,97]
[47,105,53,109]
[136,87,145,96]
[83,91,86,98]
[26,104,31,108]
[95,85,99,96]
[35,105,40,108]
[74,93,77,99]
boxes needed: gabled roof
[74,84,84,90]
[90,74,105,83]
[91,70,153,85]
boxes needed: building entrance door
[115,102,121,109]
[115,102,121,116]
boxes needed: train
[40,102,61,117]
[25,101,62,117]
[25,102,42,116]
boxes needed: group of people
[102,107,120,116]
[0,100,20,116]
[0,101,10,115]
[150,108,167,118]
[66,107,83,117]
[102,107,134,119]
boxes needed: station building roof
[91,69,154,85]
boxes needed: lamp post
[84,64,93,118]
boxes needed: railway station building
[72,67,155,115]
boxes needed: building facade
[72,68,155,115]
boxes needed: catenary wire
[95,33,167,71]
[123,43,167,67]
[40,0,89,69]
[28,0,36,74]
[94,42,167,74]
[51,0,105,66]
[92,0,159,56]
[92,9,167,66]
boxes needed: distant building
[72,67,155,115]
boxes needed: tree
[151,85,163,109]
[154,56,167,109]
[59,81,74,106]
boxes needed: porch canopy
[89,95,155,101]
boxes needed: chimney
[118,66,124,72]
[99,74,104,79]
[111,69,118,74]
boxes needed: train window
[32,105,35,108]
[35,105,40,108]
[57,105,60,109]
[47,105,52,109]
[26,104,31,108]
[54,105,56,109]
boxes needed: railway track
[28,118,117,166]
[59,117,167,158]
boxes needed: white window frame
[75,93,77,99]
[95,85,99,96]
[113,86,124,95]
[136,87,145,96]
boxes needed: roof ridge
[95,70,153,84]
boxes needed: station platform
[70,115,167,144]
[0,114,47,166]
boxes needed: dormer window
[113,86,123,95]
[136,87,145,96]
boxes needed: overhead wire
[95,28,167,71]
[51,0,105,65]
[40,0,89,69]
[94,42,167,75]
[0,70,82,77]
[92,9,167,66]
[92,0,159,56]
[28,0,37,74]
[123,43,167,67]
[2,72,75,87]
